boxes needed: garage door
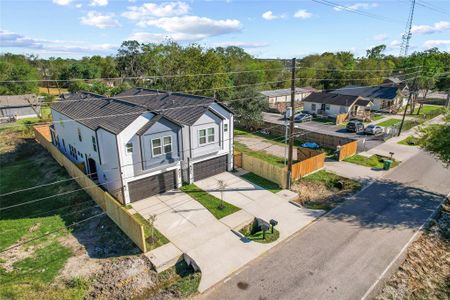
[193,155,227,181]
[128,170,176,202]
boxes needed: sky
[1,0,449,59]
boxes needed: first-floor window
[311,103,316,111]
[325,104,331,111]
[92,136,97,152]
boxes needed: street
[263,112,384,151]
[199,150,450,300]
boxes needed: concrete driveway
[132,173,323,293]
[194,172,324,241]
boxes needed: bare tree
[217,179,227,210]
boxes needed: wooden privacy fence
[335,113,348,125]
[338,140,358,161]
[33,125,147,253]
[235,149,325,188]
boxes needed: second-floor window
[152,136,172,157]
[92,136,97,152]
[126,143,133,153]
[224,124,228,132]
[199,128,215,145]
[77,128,82,142]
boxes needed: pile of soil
[291,178,359,210]
[377,201,450,299]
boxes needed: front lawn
[372,114,385,121]
[344,154,399,169]
[132,212,169,251]
[413,104,444,115]
[241,172,281,193]
[378,118,401,127]
[180,184,240,219]
[234,141,287,167]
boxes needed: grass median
[241,172,281,193]
[180,184,240,219]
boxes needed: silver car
[364,124,383,135]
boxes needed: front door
[88,158,98,181]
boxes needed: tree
[366,45,386,59]
[417,109,450,166]
[116,40,144,78]
[0,54,41,95]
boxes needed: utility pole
[398,70,419,136]
[446,89,450,107]
[287,58,296,189]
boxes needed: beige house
[261,87,317,113]
[303,92,372,119]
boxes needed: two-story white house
[50,89,234,204]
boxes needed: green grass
[398,135,420,146]
[344,154,399,169]
[180,184,240,219]
[240,226,280,244]
[234,141,287,167]
[377,118,401,127]
[241,172,281,193]
[413,104,443,115]
[140,260,201,298]
[132,212,169,251]
[372,114,385,121]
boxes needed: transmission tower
[400,0,416,56]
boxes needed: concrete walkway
[132,174,324,292]
[324,160,386,181]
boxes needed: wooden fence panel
[241,154,287,188]
[233,151,242,168]
[335,113,348,125]
[291,152,325,180]
[338,140,358,161]
[33,125,146,252]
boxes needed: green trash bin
[383,160,393,170]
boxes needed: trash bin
[383,160,393,170]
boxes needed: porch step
[144,242,183,273]
[220,209,254,231]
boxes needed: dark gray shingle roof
[303,92,360,106]
[51,92,146,134]
[331,85,399,100]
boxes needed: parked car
[294,113,313,123]
[346,120,364,133]
[364,124,383,135]
[282,110,302,120]
[301,110,317,118]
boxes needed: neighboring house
[0,94,42,122]
[331,85,408,112]
[303,92,372,118]
[261,87,317,113]
[50,89,233,204]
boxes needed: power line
[415,0,450,15]
[312,0,401,24]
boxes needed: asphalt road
[199,151,450,300]
[263,112,384,150]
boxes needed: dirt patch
[291,172,361,211]
[86,256,159,300]
[376,201,450,299]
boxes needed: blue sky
[1,0,449,58]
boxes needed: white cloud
[423,39,450,49]
[80,11,120,29]
[75,3,82,8]
[0,30,116,54]
[334,2,378,11]
[262,11,284,20]
[52,0,73,5]
[294,9,312,19]
[129,32,206,42]
[135,16,241,41]
[411,21,450,35]
[390,40,400,47]
[212,41,269,48]
[90,0,108,7]
[123,1,190,21]
[373,34,387,41]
